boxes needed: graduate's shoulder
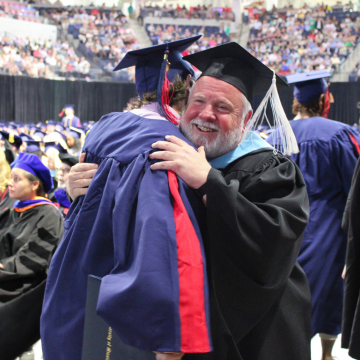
[83,111,190,163]
[224,148,291,175]
[290,117,354,143]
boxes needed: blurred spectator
[145,23,232,50]
[247,4,360,75]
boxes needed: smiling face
[180,76,252,159]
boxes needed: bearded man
[64,43,312,360]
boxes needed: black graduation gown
[0,204,64,360]
[185,149,311,360]
[342,157,360,359]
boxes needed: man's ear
[244,109,253,126]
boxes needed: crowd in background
[49,5,139,78]
[0,0,42,23]
[2,2,360,81]
[146,22,233,48]
[140,4,234,21]
[248,4,360,75]
[0,36,91,79]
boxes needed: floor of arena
[16,335,352,360]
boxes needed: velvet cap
[286,70,331,104]
[113,35,201,99]
[11,153,53,193]
[183,42,288,102]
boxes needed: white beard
[179,118,245,159]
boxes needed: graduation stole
[13,196,58,213]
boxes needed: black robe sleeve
[203,151,309,346]
[4,140,16,165]
[341,157,360,359]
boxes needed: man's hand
[149,135,211,189]
[0,263,3,269]
[154,352,184,360]
[67,153,98,200]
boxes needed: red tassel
[161,66,178,125]
[58,110,64,117]
[321,88,331,118]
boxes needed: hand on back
[66,153,98,200]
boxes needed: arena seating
[140,5,234,21]
[247,5,360,75]
[0,0,42,22]
[0,3,139,82]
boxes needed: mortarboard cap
[114,35,201,99]
[183,42,288,102]
[20,133,34,142]
[11,153,53,193]
[0,131,23,149]
[44,141,58,153]
[33,130,46,140]
[59,105,74,117]
[286,70,331,104]
[67,127,83,139]
[184,43,299,156]
[7,124,18,131]
[47,120,56,126]
[55,123,65,132]
[59,152,79,167]
[26,140,42,153]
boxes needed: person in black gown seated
[0,153,64,360]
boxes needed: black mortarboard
[183,42,288,102]
[44,141,58,153]
[0,131,23,149]
[59,153,79,167]
[67,127,84,139]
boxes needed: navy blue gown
[41,107,212,359]
[267,116,360,336]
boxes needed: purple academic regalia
[41,108,211,360]
[61,116,81,128]
[267,117,360,337]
